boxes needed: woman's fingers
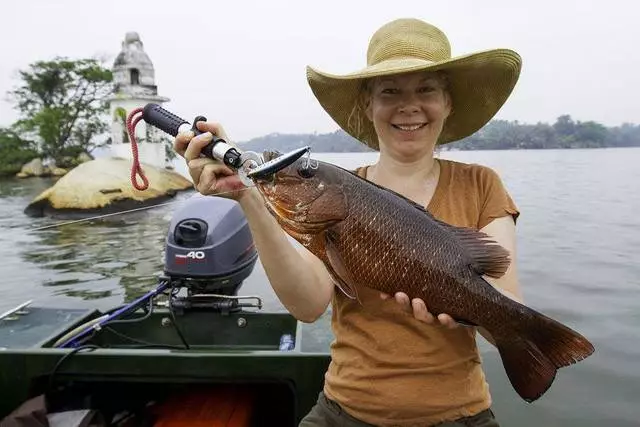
[196,162,220,195]
[382,292,460,329]
[411,298,435,324]
[437,313,460,329]
[174,120,231,161]
[195,121,231,143]
[173,130,194,158]
[184,131,215,161]
[188,158,236,195]
[394,292,411,311]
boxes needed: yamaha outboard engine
[164,194,260,313]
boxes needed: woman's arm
[175,123,335,323]
[475,214,522,345]
[480,215,523,303]
[239,191,335,323]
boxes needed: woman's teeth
[393,123,427,131]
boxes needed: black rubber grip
[142,104,239,166]
[142,103,188,137]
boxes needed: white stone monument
[107,32,170,168]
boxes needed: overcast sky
[0,0,637,142]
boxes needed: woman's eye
[381,88,398,94]
[418,86,436,93]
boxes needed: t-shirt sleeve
[477,166,520,229]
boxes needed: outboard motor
[163,194,260,313]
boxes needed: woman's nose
[397,93,420,113]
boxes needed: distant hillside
[237,129,374,153]
[235,116,639,152]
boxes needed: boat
[0,194,331,426]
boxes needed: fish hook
[298,150,318,178]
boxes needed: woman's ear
[362,79,374,121]
[364,97,373,121]
[443,90,453,118]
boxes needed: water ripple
[1,149,639,427]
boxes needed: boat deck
[0,302,331,426]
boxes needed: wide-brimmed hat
[306,18,522,150]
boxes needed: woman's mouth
[392,123,427,131]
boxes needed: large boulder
[18,158,45,177]
[16,152,94,179]
[24,157,193,218]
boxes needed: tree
[9,57,113,167]
[0,128,38,176]
[574,121,607,148]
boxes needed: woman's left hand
[381,292,461,329]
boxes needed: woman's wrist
[237,187,264,211]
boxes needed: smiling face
[364,71,452,159]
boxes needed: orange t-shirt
[323,158,520,427]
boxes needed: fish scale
[255,156,594,403]
[336,176,478,314]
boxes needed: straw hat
[306,18,522,150]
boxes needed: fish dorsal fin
[432,218,511,278]
[352,172,511,278]
[324,230,359,301]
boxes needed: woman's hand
[381,292,461,329]
[173,121,250,201]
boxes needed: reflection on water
[21,193,193,303]
[0,178,196,311]
[1,149,640,426]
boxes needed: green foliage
[0,128,38,176]
[114,107,129,143]
[163,135,177,162]
[237,116,638,153]
[448,116,639,150]
[8,57,113,163]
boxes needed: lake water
[1,148,639,426]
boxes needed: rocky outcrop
[17,158,45,178]
[24,157,193,218]
[16,153,94,179]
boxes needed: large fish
[253,151,595,402]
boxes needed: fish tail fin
[494,312,594,402]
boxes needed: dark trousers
[299,392,500,427]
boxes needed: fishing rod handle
[190,115,242,168]
[141,103,242,167]
[142,103,189,136]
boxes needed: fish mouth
[392,122,427,131]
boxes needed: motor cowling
[164,194,258,295]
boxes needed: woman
[175,18,522,427]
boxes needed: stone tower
[107,32,170,168]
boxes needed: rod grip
[141,103,241,167]
[142,103,188,137]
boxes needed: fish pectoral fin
[324,231,358,301]
[434,219,511,279]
